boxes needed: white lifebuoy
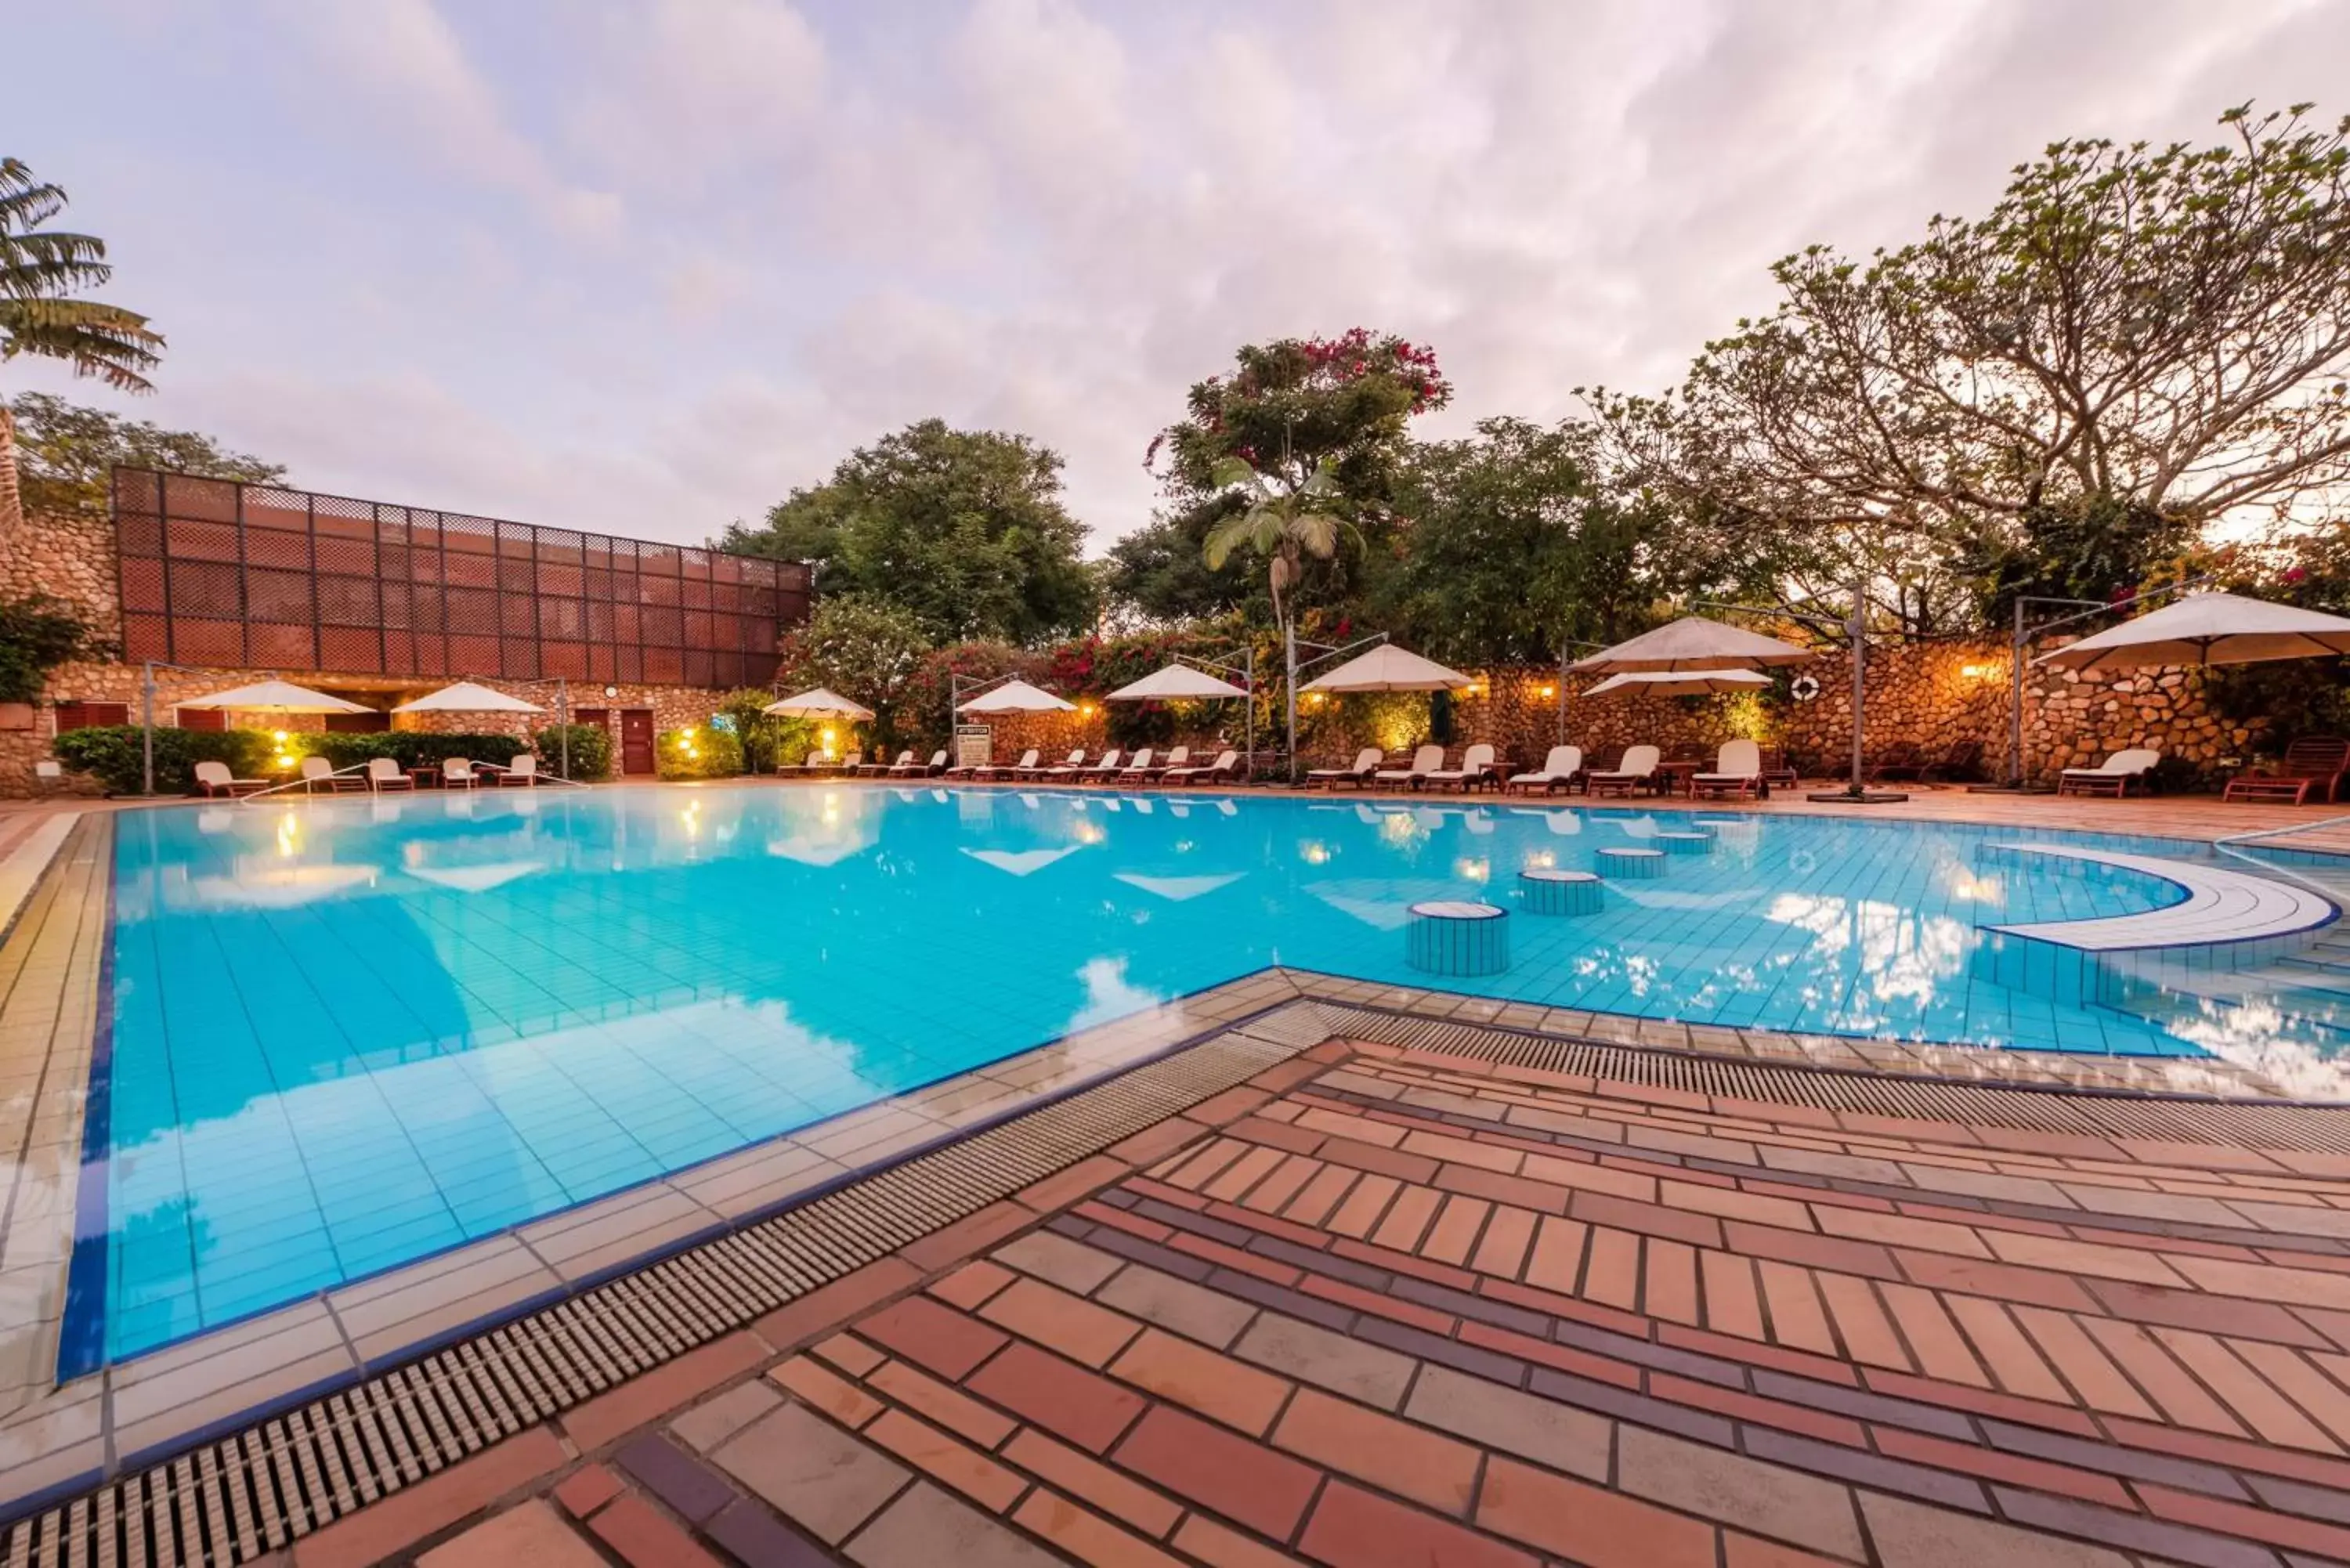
[1789,674,1820,703]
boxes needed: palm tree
[1201,452,1355,779]
[0,158,164,528]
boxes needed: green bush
[52,725,273,795]
[531,722,612,782]
[656,724,744,779]
[287,732,529,772]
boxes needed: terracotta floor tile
[1814,1274,1913,1372]
[416,1499,605,1568]
[931,1259,1019,1311]
[1234,1312,1416,1411]
[2010,1307,2158,1420]
[588,1491,730,1568]
[1701,1249,1766,1341]
[711,1403,911,1545]
[966,1342,1148,1454]
[1522,1216,1586,1293]
[1878,1283,1990,1388]
[1644,1237,1700,1325]
[846,1481,1061,1568]
[551,1464,623,1519]
[1371,1185,1443,1252]
[1615,1426,1864,1560]
[1175,1514,1313,1568]
[1475,1458,1715,1568]
[771,1356,884,1429]
[865,1409,1027,1512]
[1114,1405,1323,1540]
[1095,1262,1260,1350]
[870,1358,1019,1449]
[1327,1173,1402,1239]
[1403,1364,1610,1481]
[981,1277,1144,1367]
[1274,1389,1481,1515]
[1299,1483,1537,1568]
[1419,1194,1491,1266]
[1109,1328,1292,1436]
[859,1295,1013,1381]
[1943,1296,2070,1404]
[994,1232,1126,1295]
[1003,1429,1184,1538]
[1014,1490,1188,1568]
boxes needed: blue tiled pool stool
[1407,901,1511,975]
[1518,868,1602,915]
[1596,847,1667,879]
[1654,830,1714,855]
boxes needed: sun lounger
[1122,747,1177,783]
[862,750,910,777]
[789,750,838,775]
[298,755,367,793]
[1162,750,1239,785]
[1424,744,1496,793]
[192,761,269,797]
[1758,746,1799,792]
[494,753,540,787]
[1505,745,1583,795]
[1690,739,1765,799]
[441,757,482,789]
[365,757,414,792]
[1138,746,1188,782]
[1081,750,1126,781]
[975,748,1039,781]
[1038,749,1086,779]
[1585,744,1661,797]
[833,750,863,776]
[2058,747,2159,797]
[891,750,944,777]
[1306,748,1383,789]
[2225,736,2350,804]
[1372,745,1445,791]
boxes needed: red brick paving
[341,1036,2350,1568]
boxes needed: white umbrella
[392,681,544,714]
[1104,664,1249,701]
[1582,669,1773,698]
[1570,616,1814,674]
[764,687,878,720]
[1300,645,1474,693]
[2035,591,2350,672]
[957,679,1076,714]
[175,678,374,714]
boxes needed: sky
[9,0,2348,553]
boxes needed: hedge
[656,724,744,779]
[49,726,535,795]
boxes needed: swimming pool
[81,784,2296,1365]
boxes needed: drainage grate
[2,1024,1300,1566]
[1324,1005,2350,1154]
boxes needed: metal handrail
[2209,812,2350,901]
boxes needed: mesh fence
[113,468,812,686]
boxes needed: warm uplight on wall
[1463,685,1482,698]
[1306,692,1325,707]
[1079,702,1096,717]
[1960,664,1993,678]
[821,727,837,750]
[1538,685,1556,699]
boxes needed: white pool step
[1984,844,2337,952]
[1972,843,2339,1006]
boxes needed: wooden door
[619,709,656,775]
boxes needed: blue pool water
[85,784,2247,1364]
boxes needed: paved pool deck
[9,784,2350,1565]
[233,1021,2350,1568]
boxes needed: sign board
[954,724,992,769]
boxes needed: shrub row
[51,724,613,794]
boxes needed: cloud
[17,0,2350,551]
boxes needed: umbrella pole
[1245,645,1255,782]
[1849,577,1865,795]
[1284,623,1298,786]
[142,662,156,797]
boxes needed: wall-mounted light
[1306,692,1326,708]
[1960,664,1992,678]
[1538,685,1556,699]
[1079,702,1096,717]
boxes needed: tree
[5,392,284,516]
[1108,329,1450,623]
[1,159,165,529]
[777,595,934,751]
[721,420,1097,645]
[1596,103,2350,627]
[1377,420,1661,666]
[1201,451,1351,644]
[0,592,91,703]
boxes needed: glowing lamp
[1960,664,1990,678]
[821,727,837,750]
[1538,685,1556,699]
[273,730,288,742]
